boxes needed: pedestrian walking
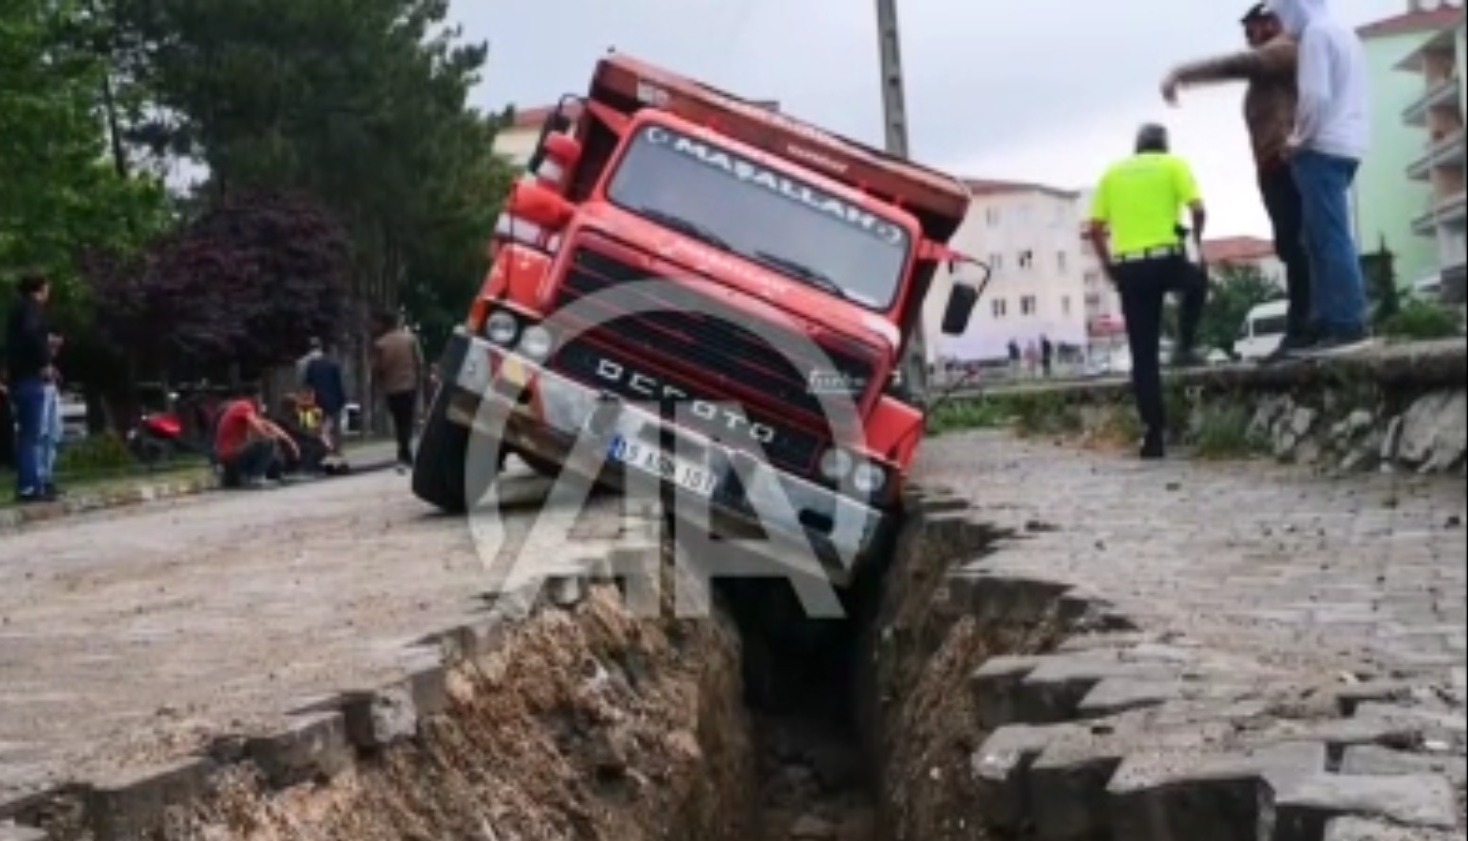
[5,274,56,503]
[372,312,425,471]
[1162,2,1312,362]
[1086,123,1209,459]
[302,340,347,453]
[1271,0,1373,356]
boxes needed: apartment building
[1397,7,1466,301]
[926,179,1090,363]
[1201,236,1285,284]
[1353,1,1465,290]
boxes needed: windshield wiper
[632,206,732,250]
[748,250,849,300]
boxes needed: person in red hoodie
[214,385,299,488]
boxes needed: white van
[1234,299,1290,361]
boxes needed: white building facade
[925,180,1091,363]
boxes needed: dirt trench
[28,500,1056,841]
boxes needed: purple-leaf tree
[87,191,354,378]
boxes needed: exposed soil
[26,502,1054,841]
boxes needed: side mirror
[507,179,574,230]
[941,282,979,336]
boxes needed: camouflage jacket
[1172,35,1298,173]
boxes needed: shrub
[1379,299,1464,341]
[55,433,136,475]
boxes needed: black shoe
[1293,328,1376,359]
[1140,431,1165,460]
[1261,334,1314,364]
[13,489,51,505]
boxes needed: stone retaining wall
[941,339,1466,475]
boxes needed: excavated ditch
[21,496,1056,841]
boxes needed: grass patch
[1012,392,1084,437]
[929,397,1012,434]
[1192,403,1267,460]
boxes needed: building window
[992,298,1007,318]
[1021,295,1037,316]
[1017,206,1031,226]
[1057,251,1067,272]
[985,207,1001,227]
[989,253,1003,271]
[1018,249,1034,269]
[1062,296,1072,316]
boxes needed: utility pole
[874,0,929,405]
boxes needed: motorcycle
[126,410,189,465]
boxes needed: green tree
[1199,263,1281,356]
[1,0,171,395]
[112,0,514,334]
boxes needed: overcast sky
[455,0,1406,238]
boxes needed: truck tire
[411,387,499,514]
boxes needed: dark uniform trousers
[1114,252,1208,436]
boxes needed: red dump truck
[412,52,984,584]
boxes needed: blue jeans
[1291,149,1369,336]
[11,376,46,496]
[39,383,61,485]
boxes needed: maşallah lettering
[644,126,906,247]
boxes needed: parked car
[1234,299,1290,362]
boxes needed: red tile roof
[1202,235,1276,264]
[962,178,1081,199]
[1358,7,1463,39]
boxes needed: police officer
[1086,123,1209,459]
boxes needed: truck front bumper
[440,332,890,585]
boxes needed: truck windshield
[605,124,911,310]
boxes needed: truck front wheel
[411,387,500,514]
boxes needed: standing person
[1087,124,1210,459]
[1162,3,1312,362]
[0,372,15,474]
[1270,0,1373,355]
[1007,339,1021,377]
[295,337,323,383]
[5,274,56,503]
[372,311,425,471]
[38,334,64,499]
[302,342,347,453]
[1040,335,1054,378]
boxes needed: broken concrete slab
[1272,773,1460,840]
[972,655,1044,730]
[970,722,1085,831]
[1323,815,1463,841]
[1105,742,1330,841]
[340,683,418,750]
[86,756,216,841]
[1340,744,1467,786]
[243,711,353,789]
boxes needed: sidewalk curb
[0,459,401,534]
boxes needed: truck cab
[412,52,983,585]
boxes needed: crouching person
[214,386,299,488]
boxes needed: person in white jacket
[1268,0,1373,357]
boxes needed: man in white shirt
[1269,0,1373,357]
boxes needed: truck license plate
[608,435,717,497]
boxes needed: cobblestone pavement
[920,432,1466,683]
[0,462,634,804]
[919,431,1467,836]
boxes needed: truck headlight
[485,310,519,346]
[818,448,853,480]
[851,461,887,494]
[518,325,553,360]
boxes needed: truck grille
[551,246,877,424]
[552,336,823,472]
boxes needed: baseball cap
[1240,2,1274,23]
